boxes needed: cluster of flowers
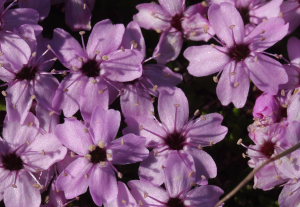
[0,0,299,206]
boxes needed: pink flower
[55,106,149,206]
[184,3,288,108]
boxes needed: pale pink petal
[35,75,59,108]
[186,185,223,207]
[158,88,188,132]
[51,28,86,69]
[110,134,148,165]
[279,182,300,207]
[158,0,185,16]
[2,121,38,146]
[216,62,250,108]
[101,49,143,82]
[128,180,169,206]
[79,78,109,121]
[87,19,124,58]
[154,31,183,63]
[186,113,227,147]
[105,182,137,207]
[121,21,146,56]
[139,152,166,185]
[89,166,117,205]
[246,54,288,94]
[55,118,93,155]
[4,174,41,207]
[56,157,92,199]
[252,0,283,19]
[164,151,194,197]
[52,74,85,117]
[90,107,120,144]
[245,18,288,52]
[188,148,218,180]
[208,3,244,47]
[22,133,67,170]
[184,45,230,77]
[133,3,171,31]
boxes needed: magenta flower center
[166,197,185,207]
[2,152,24,171]
[165,131,186,150]
[171,14,183,32]
[81,59,100,77]
[15,65,38,81]
[228,44,250,62]
[89,146,107,163]
[260,140,275,158]
[238,7,250,25]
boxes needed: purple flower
[119,21,182,118]
[125,88,227,185]
[55,106,149,206]
[134,0,213,63]
[18,0,51,20]
[51,19,143,119]
[281,0,300,33]
[0,28,59,130]
[184,3,288,108]
[247,122,289,190]
[211,0,283,33]
[105,181,137,207]
[129,152,223,207]
[0,120,67,207]
[253,93,281,125]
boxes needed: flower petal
[55,118,93,155]
[154,31,183,63]
[246,54,288,94]
[158,0,185,16]
[89,166,118,205]
[184,45,230,77]
[186,185,223,207]
[158,87,189,132]
[87,19,124,58]
[56,157,92,199]
[4,173,41,207]
[187,113,227,147]
[164,151,194,197]
[133,3,171,31]
[110,134,149,165]
[208,3,244,47]
[90,107,120,144]
[216,62,250,108]
[101,49,143,82]
[288,37,300,65]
